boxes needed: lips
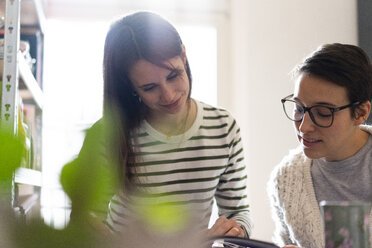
[301,137,322,147]
[162,98,180,109]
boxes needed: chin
[302,148,323,160]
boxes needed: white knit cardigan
[267,125,372,248]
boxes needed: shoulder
[267,147,313,220]
[268,146,310,193]
[197,100,230,115]
[196,100,237,124]
[360,124,372,134]
[276,146,308,169]
[196,100,241,139]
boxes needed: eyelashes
[141,69,183,92]
[142,85,156,92]
[167,69,182,80]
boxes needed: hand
[86,213,112,237]
[207,216,245,238]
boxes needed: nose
[160,85,174,103]
[298,111,315,133]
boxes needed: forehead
[294,74,349,106]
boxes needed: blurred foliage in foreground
[0,121,118,248]
[0,118,206,248]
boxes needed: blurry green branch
[0,119,120,248]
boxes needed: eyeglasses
[281,94,360,128]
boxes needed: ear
[181,44,187,64]
[354,101,371,125]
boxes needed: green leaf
[0,127,24,182]
[60,119,119,219]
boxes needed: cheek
[180,74,190,91]
[185,81,190,93]
[139,93,158,106]
[327,118,351,136]
[321,125,342,143]
[294,122,300,131]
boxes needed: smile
[301,137,322,147]
[162,98,180,109]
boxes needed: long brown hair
[102,11,192,190]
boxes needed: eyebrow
[138,82,157,89]
[293,97,337,107]
[167,68,181,75]
[315,102,337,107]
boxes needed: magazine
[209,236,279,248]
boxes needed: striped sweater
[106,100,252,236]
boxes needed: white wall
[224,0,358,241]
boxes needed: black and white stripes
[106,100,252,235]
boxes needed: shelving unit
[0,0,45,219]
[19,53,43,109]
[15,168,42,187]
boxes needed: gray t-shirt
[311,134,372,203]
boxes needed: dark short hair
[294,43,372,115]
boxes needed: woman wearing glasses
[267,43,372,248]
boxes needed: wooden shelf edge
[14,167,42,187]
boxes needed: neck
[326,128,370,162]
[352,128,370,153]
[147,99,195,136]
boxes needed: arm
[213,118,252,237]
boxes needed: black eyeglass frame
[281,94,360,128]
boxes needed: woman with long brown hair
[85,11,252,238]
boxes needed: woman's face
[293,74,360,161]
[129,52,190,120]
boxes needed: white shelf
[1,0,45,219]
[14,168,42,187]
[18,52,43,109]
[0,0,46,33]
[16,193,39,214]
[31,0,46,34]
